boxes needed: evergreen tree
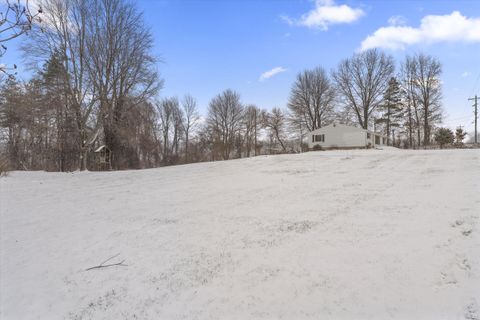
[434,127,454,149]
[39,52,78,171]
[0,77,27,168]
[377,77,403,146]
[455,127,467,145]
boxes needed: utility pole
[254,108,257,156]
[469,95,478,144]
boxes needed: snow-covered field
[1,148,479,319]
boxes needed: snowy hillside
[1,149,479,319]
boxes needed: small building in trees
[94,145,112,170]
[307,123,386,150]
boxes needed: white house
[307,123,387,149]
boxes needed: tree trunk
[424,108,429,148]
[254,111,257,156]
[185,129,189,163]
[408,105,413,148]
[275,129,286,152]
[363,107,368,130]
[386,105,391,146]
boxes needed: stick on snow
[86,253,127,271]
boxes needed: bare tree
[207,89,244,160]
[288,67,336,131]
[243,104,262,157]
[23,0,160,169]
[172,103,184,159]
[400,54,443,148]
[333,49,394,130]
[85,0,160,168]
[22,0,97,170]
[401,56,420,148]
[1,0,41,43]
[263,108,287,153]
[193,123,216,162]
[1,0,42,77]
[412,54,443,147]
[157,97,181,164]
[288,113,307,153]
[181,94,199,163]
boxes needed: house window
[383,137,386,144]
[313,134,325,142]
[367,133,371,139]
[375,136,380,144]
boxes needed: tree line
[0,0,464,172]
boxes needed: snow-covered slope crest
[1,149,479,319]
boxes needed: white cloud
[282,0,364,30]
[387,15,407,26]
[461,71,471,78]
[280,15,295,26]
[259,67,287,81]
[360,11,480,51]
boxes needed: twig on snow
[86,253,128,271]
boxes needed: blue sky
[3,0,480,133]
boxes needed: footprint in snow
[465,300,479,320]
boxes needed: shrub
[312,144,323,151]
[301,142,309,152]
[434,127,454,149]
[0,154,10,177]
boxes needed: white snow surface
[1,148,480,319]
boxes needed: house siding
[307,123,385,149]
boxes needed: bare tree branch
[288,67,336,131]
[85,253,127,271]
[333,49,394,130]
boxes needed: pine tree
[377,77,403,146]
[435,128,454,149]
[39,53,77,171]
[455,127,467,145]
[0,77,27,168]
